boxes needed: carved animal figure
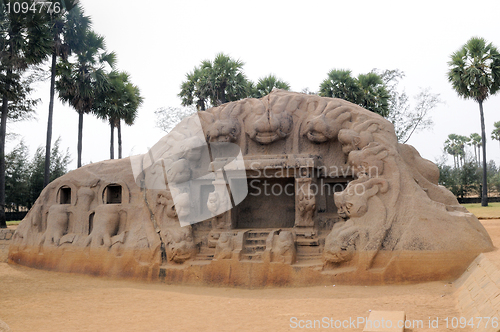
[347,142,388,178]
[164,226,196,263]
[303,105,352,143]
[245,105,293,144]
[272,231,296,264]
[84,204,122,248]
[215,232,233,259]
[338,121,379,155]
[325,177,389,269]
[39,204,69,247]
[165,159,191,184]
[323,221,358,264]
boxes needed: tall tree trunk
[110,120,114,159]
[44,50,57,187]
[117,120,122,159]
[77,111,83,168]
[479,100,488,206]
[0,92,8,228]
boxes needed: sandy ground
[3,221,500,332]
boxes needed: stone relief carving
[214,232,233,260]
[9,90,494,286]
[271,231,296,264]
[39,204,69,247]
[84,204,124,249]
[296,179,316,227]
[164,226,196,264]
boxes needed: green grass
[6,220,21,226]
[462,202,500,219]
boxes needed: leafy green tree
[93,71,143,159]
[356,72,390,117]
[179,66,207,111]
[319,69,361,104]
[250,74,291,98]
[448,37,500,206]
[179,53,249,110]
[56,29,116,167]
[491,121,500,148]
[377,69,440,143]
[437,159,480,199]
[318,69,390,117]
[0,0,53,227]
[44,2,89,187]
[29,137,70,207]
[5,139,30,212]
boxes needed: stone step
[297,245,322,254]
[296,238,320,246]
[243,244,266,252]
[296,254,322,261]
[195,254,214,261]
[245,239,266,246]
[246,232,270,239]
[241,252,262,261]
[245,236,267,242]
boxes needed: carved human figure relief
[207,191,231,229]
[296,179,316,227]
[154,190,178,228]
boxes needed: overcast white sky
[8,0,500,170]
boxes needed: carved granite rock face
[9,90,494,286]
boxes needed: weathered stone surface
[8,90,493,286]
[0,319,11,332]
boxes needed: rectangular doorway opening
[235,177,295,229]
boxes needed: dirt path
[3,220,500,331]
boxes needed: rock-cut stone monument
[9,90,493,286]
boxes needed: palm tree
[491,121,500,149]
[469,133,482,164]
[179,66,209,111]
[318,69,361,102]
[318,69,390,117]
[93,71,143,159]
[250,74,291,98]
[179,53,249,109]
[445,134,464,168]
[0,1,52,228]
[44,2,89,187]
[56,29,116,167]
[357,72,390,117]
[448,37,500,206]
[202,53,248,106]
